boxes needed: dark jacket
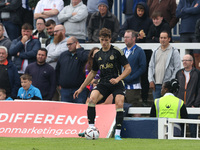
[122,45,146,85]
[7,60,21,99]
[56,47,89,88]
[176,0,200,34]
[25,62,56,100]
[176,67,200,107]
[0,0,22,25]
[146,19,171,43]
[119,2,152,43]
[148,0,178,28]
[88,11,120,43]
[9,36,41,70]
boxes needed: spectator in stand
[85,47,100,95]
[148,31,181,100]
[86,0,98,26]
[0,88,13,101]
[34,0,64,25]
[22,0,34,27]
[0,0,22,41]
[32,17,48,42]
[28,0,40,10]
[17,74,42,100]
[176,0,200,70]
[46,24,68,69]
[176,0,200,42]
[146,11,171,43]
[87,0,120,43]
[122,30,146,108]
[9,23,41,74]
[58,0,88,43]
[119,2,152,43]
[0,46,20,99]
[45,19,56,47]
[176,54,200,138]
[122,0,147,20]
[148,0,178,29]
[56,36,89,103]
[0,23,11,51]
[25,48,56,100]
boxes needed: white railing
[128,107,200,115]
[81,43,200,68]
[158,118,200,140]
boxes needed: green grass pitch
[0,137,199,150]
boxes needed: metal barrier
[158,118,200,140]
[81,43,200,67]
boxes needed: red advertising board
[0,101,116,138]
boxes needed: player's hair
[160,30,171,38]
[22,23,33,30]
[99,28,111,38]
[163,79,179,93]
[38,48,48,56]
[85,47,100,72]
[0,88,6,95]
[0,46,8,54]
[125,29,138,38]
[20,74,32,81]
[45,19,56,27]
[151,11,163,19]
[36,17,46,23]
[137,4,145,10]
[70,36,78,43]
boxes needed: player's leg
[87,90,104,127]
[78,90,103,137]
[114,94,124,140]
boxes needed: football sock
[87,103,96,124]
[115,129,121,136]
[116,108,124,130]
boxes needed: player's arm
[73,70,97,99]
[110,64,131,84]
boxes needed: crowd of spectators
[0,0,200,107]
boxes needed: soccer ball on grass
[85,127,100,140]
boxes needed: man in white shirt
[34,0,64,25]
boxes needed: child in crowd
[0,89,13,101]
[146,11,171,43]
[119,2,152,43]
[17,74,42,100]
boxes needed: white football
[85,127,100,140]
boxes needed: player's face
[21,29,32,39]
[46,24,55,36]
[182,55,193,70]
[152,16,163,26]
[124,32,135,48]
[67,39,77,53]
[0,92,6,100]
[37,50,47,64]
[99,36,111,50]
[21,79,32,91]
[98,4,108,16]
[159,32,170,47]
[0,48,8,62]
[0,26,4,39]
[36,19,46,32]
[137,8,144,17]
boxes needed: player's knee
[88,98,96,105]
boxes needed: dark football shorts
[92,81,125,103]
